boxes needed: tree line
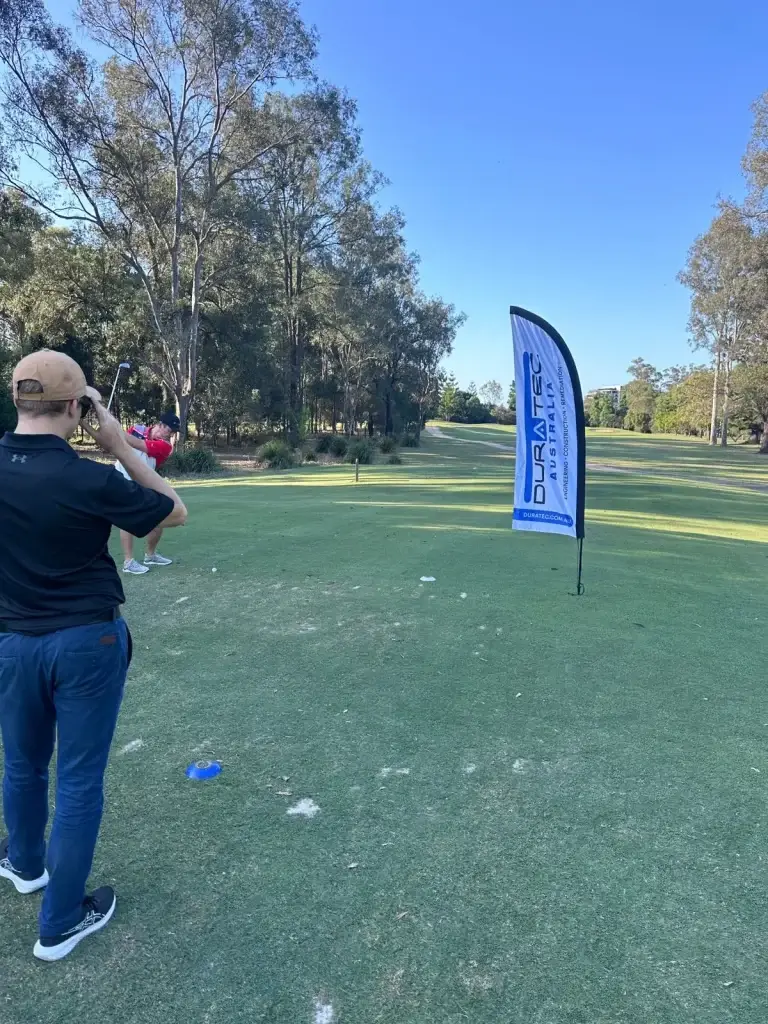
[435,376,515,425]
[0,0,464,443]
[590,89,768,450]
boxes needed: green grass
[435,421,768,483]
[3,434,768,1022]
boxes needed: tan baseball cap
[12,350,87,403]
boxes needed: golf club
[107,362,131,412]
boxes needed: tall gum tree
[0,0,317,435]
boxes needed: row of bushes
[308,441,402,466]
[315,432,418,456]
[260,433,418,469]
[163,431,420,474]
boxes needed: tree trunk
[760,422,768,454]
[344,389,353,436]
[176,392,192,442]
[286,315,305,446]
[709,350,720,445]
[415,407,425,441]
[170,256,202,443]
[720,358,732,446]
[384,391,393,436]
[285,248,306,447]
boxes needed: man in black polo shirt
[0,350,187,961]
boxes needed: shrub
[493,406,516,426]
[401,432,420,448]
[315,435,332,454]
[163,446,221,476]
[260,439,295,469]
[625,410,653,434]
[304,450,317,463]
[345,439,375,465]
[378,435,398,454]
[387,453,403,465]
[329,435,348,458]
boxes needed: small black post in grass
[576,537,585,596]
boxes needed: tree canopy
[0,0,464,440]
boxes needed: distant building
[586,386,622,407]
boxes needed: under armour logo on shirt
[11,455,27,464]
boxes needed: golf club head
[119,362,131,369]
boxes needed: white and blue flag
[510,307,586,540]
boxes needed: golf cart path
[425,424,631,473]
[425,425,768,493]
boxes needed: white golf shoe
[144,553,173,566]
[123,559,150,575]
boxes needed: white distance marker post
[107,362,131,412]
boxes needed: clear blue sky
[299,0,768,392]
[49,0,768,392]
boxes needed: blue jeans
[0,619,129,937]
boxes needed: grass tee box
[2,429,768,1022]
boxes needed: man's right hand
[83,390,129,458]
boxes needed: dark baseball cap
[160,411,181,433]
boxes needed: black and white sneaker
[0,838,48,894]
[34,886,116,962]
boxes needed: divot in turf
[313,1000,334,1023]
[287,798,320,818]
[119,739,144,755]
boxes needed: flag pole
[576,537,585,596]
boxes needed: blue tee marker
[185,760,222,781]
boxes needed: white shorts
[115,451,157,479]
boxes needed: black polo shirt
[0,433,174,634]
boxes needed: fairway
[3,429,768,1023]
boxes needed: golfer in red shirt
[115,412,180,574]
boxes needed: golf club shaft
[107,366,124,412]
